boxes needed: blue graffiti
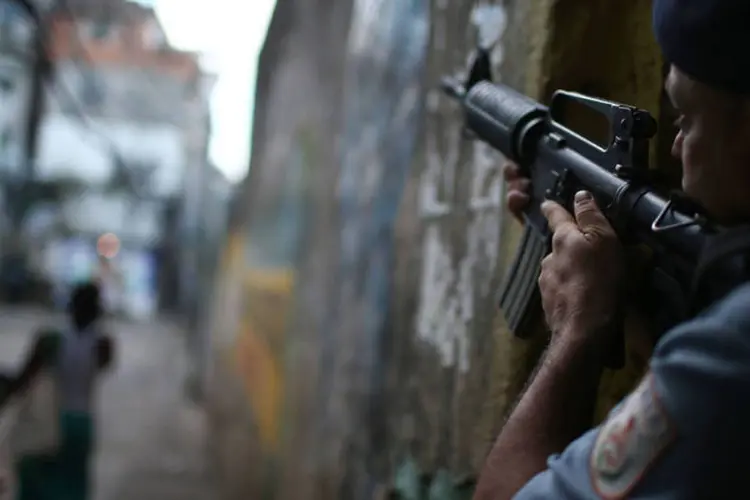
[317,0,430,497]
[245,142,308,270]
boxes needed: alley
[0,307,216,500]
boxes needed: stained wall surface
[206,1,673,498]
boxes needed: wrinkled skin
[503,164,623,342]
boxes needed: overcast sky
[153,0,277,182]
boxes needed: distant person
[95,255,124,317]
[6,281,114,500]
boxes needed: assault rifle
[440,49,734,369]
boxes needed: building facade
[28,0,214,318]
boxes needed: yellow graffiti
[232,266,295,453]
[221,232,245,273]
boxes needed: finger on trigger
[541,200,575,232]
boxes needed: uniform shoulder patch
[589,372,676,499]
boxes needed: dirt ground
[0,307,217,500]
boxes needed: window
[79,20,119,43]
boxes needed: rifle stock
[441,51,718,369]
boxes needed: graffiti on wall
[234,268,294,452]
[232,130,310,454]
[415,3,507,374]
[316,0,430,496]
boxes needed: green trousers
[16,411,94,500]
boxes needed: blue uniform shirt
[514,282,750,499]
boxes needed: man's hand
[540,192,623,343]
[474,161,624,500]
[503,159,624,342]
[503,161,531,220]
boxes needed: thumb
[573,190,610,235]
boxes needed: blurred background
[0,0,263,498]
[0,0,679,499]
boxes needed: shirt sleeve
[513,283,750,500]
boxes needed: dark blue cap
[653,0,750,95]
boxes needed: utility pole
[0,0,49,225]
[0,0,50,301]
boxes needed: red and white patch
[589,373,676,499]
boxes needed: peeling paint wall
[384,2,555,486]
[311,1,430,497]
[207,0,674,498]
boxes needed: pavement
[0,307,217,500]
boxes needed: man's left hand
[539,191,623,346]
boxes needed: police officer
[474,1,750,499]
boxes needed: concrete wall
[206,0,353,498]
[207,0,674,498]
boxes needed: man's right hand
[503,160,531,221]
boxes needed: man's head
[68,281,102,329]
[654,0,750,222]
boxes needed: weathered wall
[206,0,354,499]
[384,2,669,496]
[308,1,430,497]
[208,0,674,498]
[386,1,547,489]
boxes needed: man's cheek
[671,131,684,160]
[680,136,706,178]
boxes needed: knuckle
[502,162,519,178]
[568,234,589,251]
[507,191,524,203]
[540,253,552,269]
[509,178,530,192]
[539,254,555,277]
[538,258,549,279]
[551,230,566,250]
[537,270,549,290]
[552,228,576,250]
